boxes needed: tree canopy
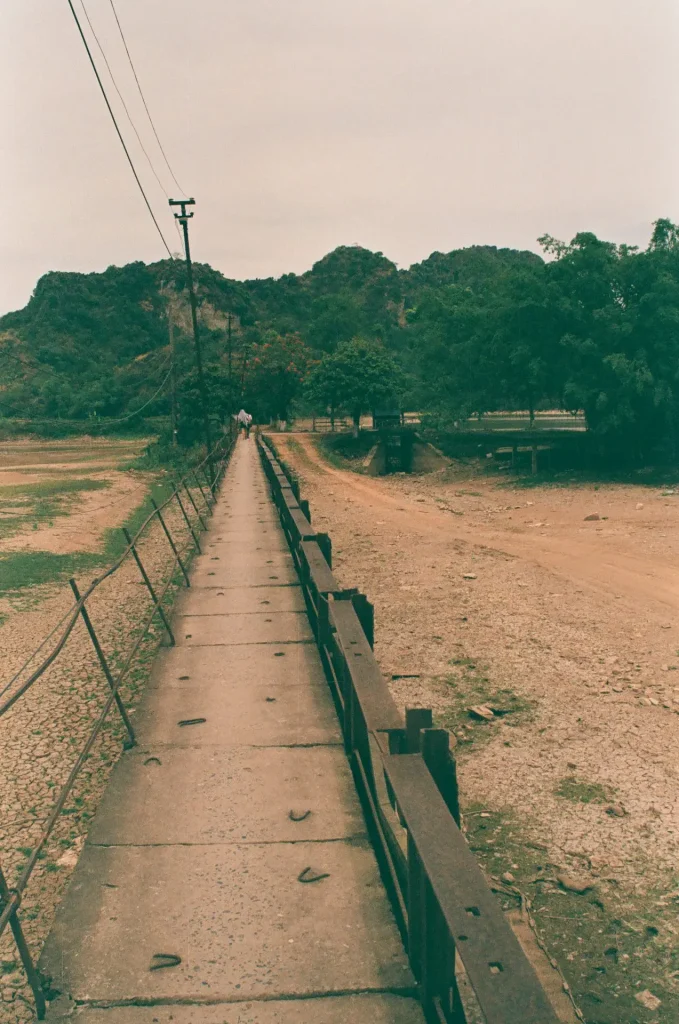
[3,224,679,460]
[305,338,404,431]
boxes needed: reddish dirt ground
[276,432,679,1024]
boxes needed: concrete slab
[145,642,326,691]
[193,550,294,572]
[88,746,364,845]
[211,512,279,526]
[54,994,426,1023]
[191,564,299,588]
[135,677,340,747]
[173,586,307,616]
[40,843,414,1003]
[175,612,312,646]
[204,534,289,554]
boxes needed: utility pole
[227,313,233,385]
[168,300,178,446]
[169,198,213,476]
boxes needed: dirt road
[277,433,679,1024]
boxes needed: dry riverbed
[276,432,679,1024]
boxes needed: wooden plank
[383,755,560,1024]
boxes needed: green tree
[244,332,312,424]
[177,364,238,445]
[306,338,404,435]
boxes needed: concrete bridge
[41,439,424,1023]
[33,436,561,1024]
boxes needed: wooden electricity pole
[168,304,178,446]
[227,313,233,392]
[169,197,213,476]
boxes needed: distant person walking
[237,408,252,438]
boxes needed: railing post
[405,707,433,753]
[0,863,47,1020]
[422,728,460,827]
[69,579,136,748]
[182,480,208,531]
[122,528,175,646]
[351,592,374,649]
[191,471,213,516]
[407,834,423,981]
[174,489,201,552]
[316,532,332,568]
[299,498,310,521]
[201,462,217,498]
[150,497,190,587]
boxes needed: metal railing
[0,428,237,1019]
[258,435,560,1024]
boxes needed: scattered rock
[468,704,495,722]
[557,873,594,895]
[462,573,477,580]
[56,847,80,869]
[604,803,626,817]
[635,503,644,510]
[501,871,515,884]
[635,989,661,1011]
[584,513,600,521]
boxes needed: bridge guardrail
[0,427,238,1020]
[258,435,560,1024]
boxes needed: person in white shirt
[237,409,252,438]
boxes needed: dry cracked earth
[276,432,679,1024]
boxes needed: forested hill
[0,244,539,421]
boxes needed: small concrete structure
[41,439,424,1023]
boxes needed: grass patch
[0,478,112,542]
[555,776,614,804]
[0,550,103,594]
[464,802,679,1023]
[436,657,534,746]
[0,478,108,499]
[0,480,177,595]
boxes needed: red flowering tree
[245,331,313,424]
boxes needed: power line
[107,0,187,196]
[65,0,174,259]
[78,0,171,200]
[109,362,174,421]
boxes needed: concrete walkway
[42,439,424,1023]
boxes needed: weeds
[464,802,679,1023]
[555,776,614,804]
[435,657,534,745]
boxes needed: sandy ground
[0,472,148,554]
[0,439,148,555]
[276,433,679,1023]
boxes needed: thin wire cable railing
[0,436,226,718]
[0,429,238,1020]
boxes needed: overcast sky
[2,0,677,313]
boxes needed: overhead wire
[107,361,174,421]
[77,0,171,200]
[107,0,187,196]
[65,0,174,258]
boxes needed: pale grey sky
[2,0,677,313]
